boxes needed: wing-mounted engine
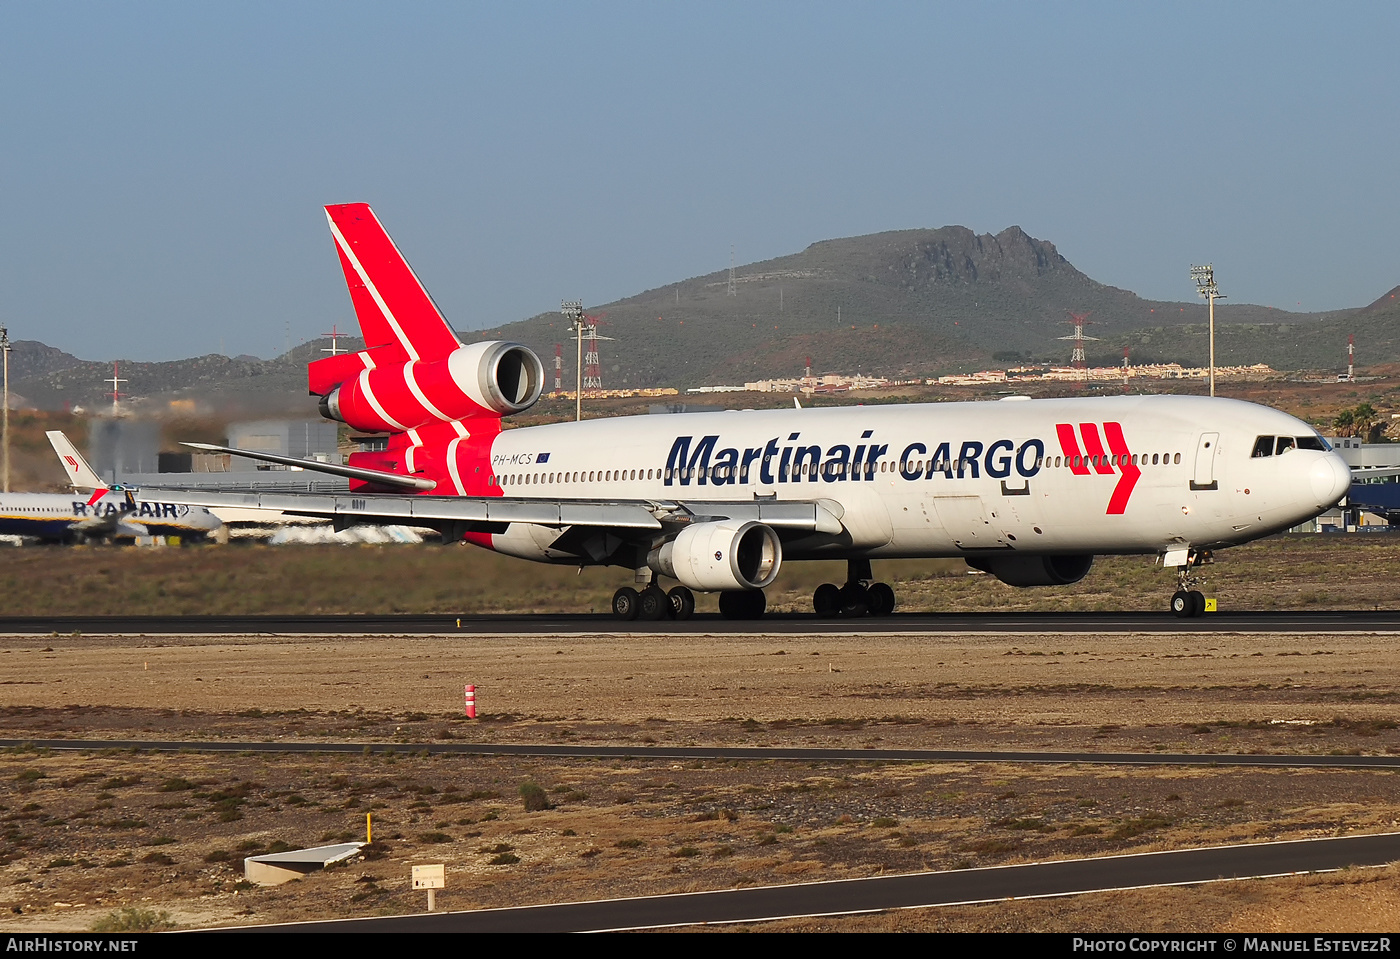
[318,341,545,433]
[647,520,782,592]
[966,554,1094,588]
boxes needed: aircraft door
[889,488,950,550]
[932,495,1008,549]
[1191,432,1219,491]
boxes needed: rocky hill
[7,225,1389,407]
[476,225,1352,385]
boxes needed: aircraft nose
[1310,453,1351,506]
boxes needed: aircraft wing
[144,488,846,536]
[181,442,437,491]
[70,514,121,534]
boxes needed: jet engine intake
[318,341,544,432]
[648,520,782,592]
[966,554,1094,588]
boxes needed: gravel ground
[0,623,1397,932]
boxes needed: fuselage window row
[480,451,1193,490]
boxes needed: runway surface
[226,833,1400,932]
[5,738,1397,769]
[5,609,1400,635]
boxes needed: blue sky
[2,1,1397,360]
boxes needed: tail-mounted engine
[318,341,544,433]
[966,554,1094,588]
[647,520,782,592]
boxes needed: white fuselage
[479,395,1350,562]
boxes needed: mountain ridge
[9,224,1393,406]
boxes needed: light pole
[561,301,584,421]
[1190,264,1225,397]
[0,326,9,493]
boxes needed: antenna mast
[321,324,347,356]
[1190,264,1224,397]
[562,301,584,421]
[107,362,127,414]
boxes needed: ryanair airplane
[0,432,225,544]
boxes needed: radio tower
[107,362,127,414]
[553,344,563,393]
[1346,334,1356,382]
[1058,311,1098,385]
[582,312,612,394]
[727,245,737,296]
[1122,346,1131,391]
[583,327,602,393]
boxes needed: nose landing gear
[1169,549,1211,618]
[1170,588,1206,618]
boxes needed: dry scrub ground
[0,622,1398,933]
[1,534,1400,617]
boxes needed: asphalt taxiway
[225,833,1400,932]
[4,738,1398,769]
[4,609,1400,635]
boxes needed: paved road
[4,610,1400,635]
[221,833,1400,932]
[5,738,1397,769]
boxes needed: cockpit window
[1254,434,1329,457]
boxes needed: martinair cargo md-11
[155,204,1351,620]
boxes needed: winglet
[46,431,108,502]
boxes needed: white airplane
[150,204,1352,619]
[0,431,227,544]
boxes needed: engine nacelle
[648,520,782,592]
[319,341,544,432]
[966,554,1094,588]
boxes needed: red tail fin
[323,203,462,362]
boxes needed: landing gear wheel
[867,582,896,617]
[813,583,841,618]
[1170,590,1192,619]
[638,585,671,621]
[838,583,869,617]
[612,586,640,621]
[1188,590,1206,618]
[667,586,695,621]
[719,589,766,620]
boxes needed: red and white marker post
[464,684,477,719]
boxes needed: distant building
[114,419,345,494]
[89,418,161,483]
[227,420,339,471]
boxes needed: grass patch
[92,908,175,932]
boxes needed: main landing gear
[612,584,696,622]
[814,559,896,618]
[1169,549,1211,619]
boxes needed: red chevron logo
[1054,421,1141,515]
